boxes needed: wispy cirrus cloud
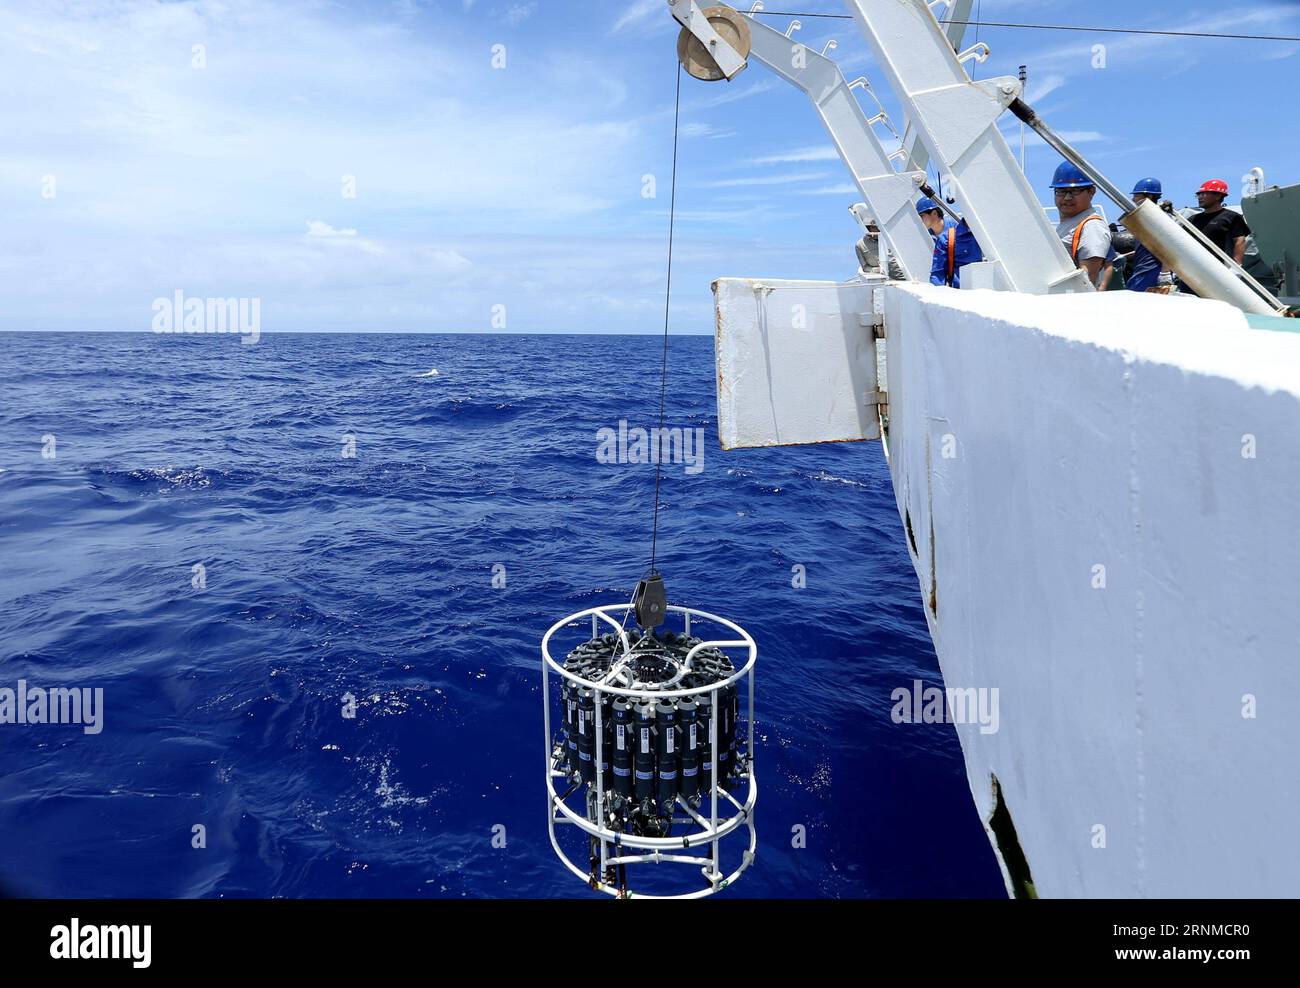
[1023,72,1067,104]
[795,183,859,196]
[680,122,737,139]
[750,145,841,165]
[1012,3,1300,77]
[610,0,664,35]
[688,77,780,109]
[699,171,832,188]
[500,3,538,27]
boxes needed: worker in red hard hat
[1190,178,1250,266]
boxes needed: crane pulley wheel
[676,5,751,82]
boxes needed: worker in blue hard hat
[1051,161,1111,287]
[915,196,944,235]
[1132,176,1162,197]
[916,196,983,288]
[1123,177,1167,293]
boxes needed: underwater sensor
[541,598,757,898]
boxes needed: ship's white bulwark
[883,285,1300,897]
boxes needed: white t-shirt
[1056,206,1112,263]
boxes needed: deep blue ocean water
[0,331,1004,898]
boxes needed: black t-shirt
[1190,208,1250,255]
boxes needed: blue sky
[2,0,1298,334]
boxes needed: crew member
[916,195,947,238]
[854,217,906,280]
[1050,162,1112,287]
[1098,232,1120,291]
[1190,178,1250,265]
[1124,177,1166,293]
[916,196,983,288]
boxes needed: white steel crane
[669,0,1288,312]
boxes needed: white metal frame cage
[541,604,757,898]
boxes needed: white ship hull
[714,277,1300,897]
[884,284,1300,897]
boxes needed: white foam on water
[414,368,440,378]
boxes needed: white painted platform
[713,277,881,450]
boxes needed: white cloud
[690,78,780,109]
[699,171,831,188]
[1058,130,1106,145]
[750,145,841,165]
[796,184,859,196]
[305,221,386,255]
[1023,72,1066,104]
[611,0,662,34]
[1013,4,1300,79]
[0,0,655,330]
[680,122,736,139]
[307,221,358,238]
[999,124,1107,148]
[501,3,537,27]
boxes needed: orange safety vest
[1070,213,1105,262]
[946,227,956,284]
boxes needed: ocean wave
[80,463,268,494]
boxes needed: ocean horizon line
[0,328,714,339]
